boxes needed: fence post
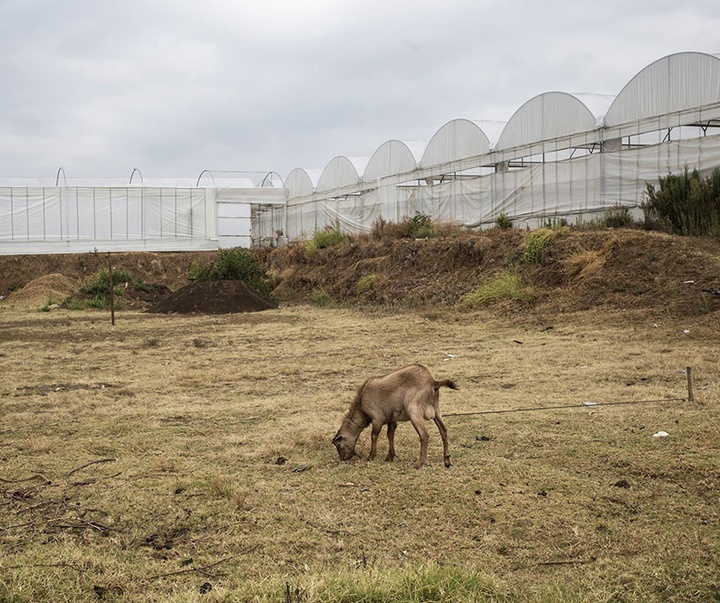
[686,367,694,402]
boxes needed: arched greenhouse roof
[316,156,368,192]
[283,168,320,198]
[495,91,598,151]
[604,51,720,127]
[421,119,491,168]
[363,140,425,181]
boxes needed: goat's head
[332,416,363,461]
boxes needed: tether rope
[444,396,689,418]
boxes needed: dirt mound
[261,228,720,316]
[2,273,77,310]
[2,229,720,317]
[148,280,278,314]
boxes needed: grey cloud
[1,0,720,179]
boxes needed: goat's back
[354,364,448,418]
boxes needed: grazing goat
[332,364,458,468]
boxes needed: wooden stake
[686,367,694,402]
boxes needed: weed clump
[355,273,376,296]
[370,212,439,240]
[601,205,636,229]
[462,271,535,306]
[311,287,335,307]
[304,225,347,251]
[523,228,562,264]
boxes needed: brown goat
[332,364,458,469]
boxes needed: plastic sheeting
[268,133,720,238]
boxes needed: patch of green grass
[64,298,87,311]
[313,564,503,602]
[39,299,59,312]
[311,287,335,307]
[463,271,535,306]
[523,228,562,264]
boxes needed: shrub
[645,166,720,235]
[189,248,272,297]
[77,268,134,309]
[406,211,433,239]
[495,213,513,230]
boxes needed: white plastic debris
[652,431,670,438]
[583,401,598,407]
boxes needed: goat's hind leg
[408,415,430,469]
[433,413,451,468]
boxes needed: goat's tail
[434,379,459,391]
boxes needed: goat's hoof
[444,455,452,468]
[384,456,394,462]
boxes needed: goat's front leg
[385,421,397,462]
[368,422,382,461]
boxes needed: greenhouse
[2,51,720,253]
[0,171,284,254]
[256,51,720,243]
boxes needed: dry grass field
[1,302,718,602]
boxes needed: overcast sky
[1,0,719,182]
